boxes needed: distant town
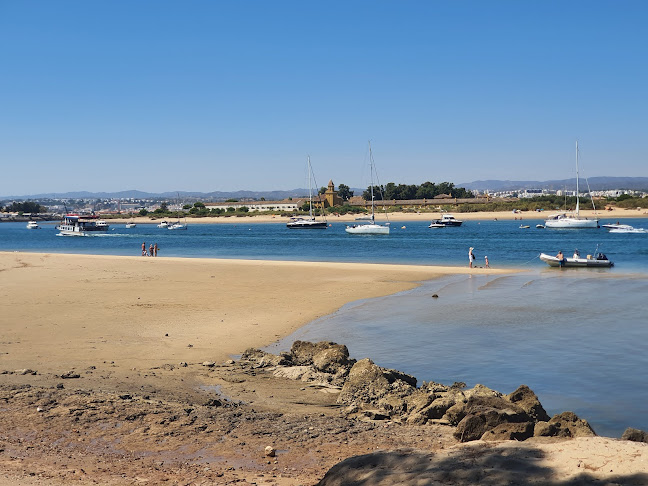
[2,179,647,221]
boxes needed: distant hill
[1,188,366,201]
[460,177,648,192]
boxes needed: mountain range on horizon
[2,177,648,201]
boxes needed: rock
[534,421,559,437]
[241,348,289,367]
[481,422,535,441]
[15,369,36,375]
[264,446,276,457]
[547,411,596,438]
[453,396,530,442]
[205,399,222,407]
[506,385,550,422]
[621,427,648,443]
[272,365,312,381]
[338,359,390,406]
[202,361,216,367]
[363,410,390,421]
[312,345,353,374]
[61,371,81,379]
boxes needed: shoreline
[14,207,648,225]
[1,252,647,484]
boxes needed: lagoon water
[3,217,648,437]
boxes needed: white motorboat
[167,221,188,230]
[609,226,648,234]
[602,223,633,230]
[125,221,136,228]
[157,220,169,228]
[544,142,599,229]
[428,214,463,228]
[26,221,40,229]
[540,251,613,268]
[346,142,390,235]
[536,224,545,229]
[287,156,328,229]
[519,224,530,229]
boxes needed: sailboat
[345,142,390,235]
[168,193,189,230]
[286,156,328,229]
[544,141,599,229]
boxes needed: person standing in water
[141,242,146,256]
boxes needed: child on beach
[484,255,490,268]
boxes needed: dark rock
[621,427,648,443]
[363,410,390,421]
[534,421,559,437]
[205,398,223,407]
[453,396,530,442]
[481,422,535,441]
[240,348,289,367]
[547,411,596,438]
[506,385,550,422]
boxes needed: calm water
[3,217,648,437]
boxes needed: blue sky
[1,1,647,196]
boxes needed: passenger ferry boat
[56,215,110,236]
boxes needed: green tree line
[362,181,474,201]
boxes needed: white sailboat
[286,156,328,229]
[544,141,599,229]
[346,142,390,235]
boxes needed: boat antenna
[579,147,597,215]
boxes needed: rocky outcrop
[622,427,648,443]
[238,341,600,443]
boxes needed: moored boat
[544,142,599,229]
[428,214,463,228]
[540,251,613,268]
[287,156,328,229]
[26,221,40,229]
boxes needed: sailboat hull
[544,217,599,228]
[286,220,327,229]
[345,224,390,235]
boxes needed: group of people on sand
[468,247,489,268]
[141,242,158,257]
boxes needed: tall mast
[369,142,375,222]
[575,141,580,216]
[307,156,313,219]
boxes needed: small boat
[26,221,40,229]
[519,224,530,229]
[346,142,390,235]
[602,223,633,230]
[540,251,613,268]
[168,220,188,230]
[125,222,136,228]
[536,224,545,229]
[287,156,328,229]
[157,220,169,228]
[609,226,648,234]
[428,214,463,228]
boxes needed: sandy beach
[106,207,648,225]
[1,252,646,484]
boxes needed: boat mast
[307,156,314,219]
[369,142,375,223]
[575,141,580,217]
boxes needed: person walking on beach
[468,247,475,268]
[149,244,154,257]
[484,255,490,268]
[153,243,158,257]
[141,242,146,256]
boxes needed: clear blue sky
[1,1,647,196]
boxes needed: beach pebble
[61,371,81,379]
[265,446,276,457]
[16,369,37,375]
[202,361,216,367]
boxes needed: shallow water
[267,271,648,438]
